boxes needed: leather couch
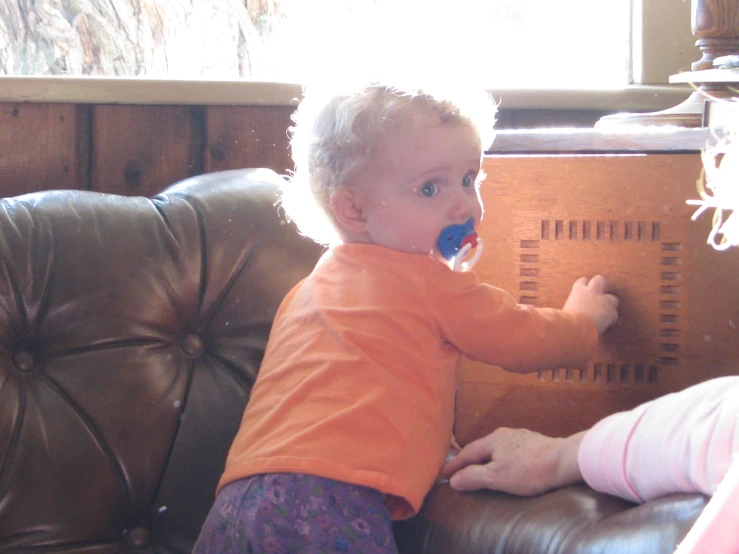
[0,169,707,553]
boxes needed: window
[274,0,633,88]
[0,0,695,88]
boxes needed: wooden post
[692,0,739,71]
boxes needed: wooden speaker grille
[514,216,686,386]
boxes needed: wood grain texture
[204,106,295,176]
[455,153,739,443]
[91,105,202,196]
[692,0,739,37]
[691,0,739,71]
[0,103,89,195]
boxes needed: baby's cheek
[404,228,436,254]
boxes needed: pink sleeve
[675,455,739,554]
[578,376,739,503]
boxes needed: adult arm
[578,376,739,502]
[445,377,739,502]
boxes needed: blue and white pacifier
[437,217,484,272]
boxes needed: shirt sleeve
[426,264,598,373]
[578,376,739,503]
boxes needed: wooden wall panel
[91,105,203,197]
[0,102,646,201]
[455,153,739,444]
[0,103,89,195]
[204,106,294,176]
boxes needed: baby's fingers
[587,275,608,293]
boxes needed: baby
[193,80,619,553]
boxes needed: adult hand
[441,428,586,496]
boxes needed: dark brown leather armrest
[394,484,707,554]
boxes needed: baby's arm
[430,268,618,373]
[562,275,619,334]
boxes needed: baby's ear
[330,188,367,235]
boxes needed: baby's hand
[437,435,463,484]
[563,275,619,334]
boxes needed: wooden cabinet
[455,153,739,442]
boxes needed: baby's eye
[462,174,472,188]
[420,182,440,197]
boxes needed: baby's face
[350,107,484,260]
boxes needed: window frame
[635,0,697,84]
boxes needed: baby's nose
[449,195,477,222]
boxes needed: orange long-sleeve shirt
[219,243,597,519]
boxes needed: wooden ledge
[0,76,691,111]
[487,126,717,154]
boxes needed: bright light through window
[0,0,631,88]
[269,0,632,88]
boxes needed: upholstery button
[181,334,203,357]
[13,351,34,372]
[128,526,151,549]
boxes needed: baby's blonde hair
[280,81,498,245]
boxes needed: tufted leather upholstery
[0,168,706,553]
[0,169,323,552]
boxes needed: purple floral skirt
[192,473,399,553]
